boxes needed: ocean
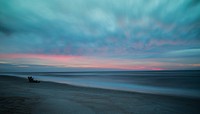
[1,70,200,98]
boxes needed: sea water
[1,70,200,98]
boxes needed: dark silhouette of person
[28,76,40,83]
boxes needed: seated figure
[28,76,40,83]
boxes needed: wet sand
[0,76,200,114]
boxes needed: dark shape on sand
[28,76,40,83]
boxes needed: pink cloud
[0,54,166,70]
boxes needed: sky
[0,0,200,72]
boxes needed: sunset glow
[0,0,200,71]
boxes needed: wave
[2,73,200,99]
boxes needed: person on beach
[28,76,40,83]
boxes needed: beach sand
[0,76,200,114]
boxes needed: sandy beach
[0,76,200,114]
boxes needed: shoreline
[2,74,200,99]
[1,76,200,114]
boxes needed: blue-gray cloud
[0,0,200,70]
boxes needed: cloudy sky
[0,0,200,71]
